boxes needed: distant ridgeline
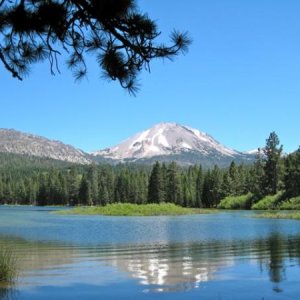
[0,135,299,209]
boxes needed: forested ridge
[0,132,299,208]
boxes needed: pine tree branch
[0,49,22,80]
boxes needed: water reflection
[267,234,285,292]
[1,233,300,294]
[0,237,75,273]
[92,233,300,292]
[0,285,17,300]
[101,243,232,292]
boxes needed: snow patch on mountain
[245,149,259,155]
[92,122,241,161]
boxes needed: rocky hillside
[0,129,91,164]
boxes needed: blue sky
[1,0,300,153]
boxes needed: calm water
[1,206,300,299]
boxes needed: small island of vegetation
[56,203,212,216]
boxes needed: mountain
[92,123,255,167]
[0,125,256,167]
[0,129,91,164]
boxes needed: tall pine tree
[148,162,164,203]
[262,132,283,195]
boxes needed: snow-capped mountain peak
[92,122,240,160]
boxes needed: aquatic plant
[0,247,18,283]
[256,211,300,220]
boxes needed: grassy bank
[56,203,214,216]
[256,211,300,220]
[0,247,18,283]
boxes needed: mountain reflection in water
[1,232,300,295]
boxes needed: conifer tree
[37,173,48,206]
[248,149,265,199]
[148,162,164,203]
[87,164,99,204]
[67,167,80,205]
[0,177,3,202]
[220,172,232,198]
[114,169,131,202]
[79,175,92,205]
[181,174,189,207]
[184,165,198,207]
[202,166,222,207]
[160,163,168,202]
[136,171,148,204]
[236,164,247,195]
[166,162,182,205]
[58,172,69,205]
[17,180,26,204]
[284,148,300,198]
[195,166,204,207]
[98,178,109,205]
[26,178,37,205]
[262,132,283,195]
[228,161,238,195]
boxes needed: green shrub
[279,196,300,210]
[0,247,18,283]
[218,194,253,209]
[251,192,283,210]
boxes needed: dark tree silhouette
[0,0,191,93]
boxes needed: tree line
[0,132,299,208]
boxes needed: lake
[1,206,300,300]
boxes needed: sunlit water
[1,206,300,299]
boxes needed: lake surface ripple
[1,206,300,299]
